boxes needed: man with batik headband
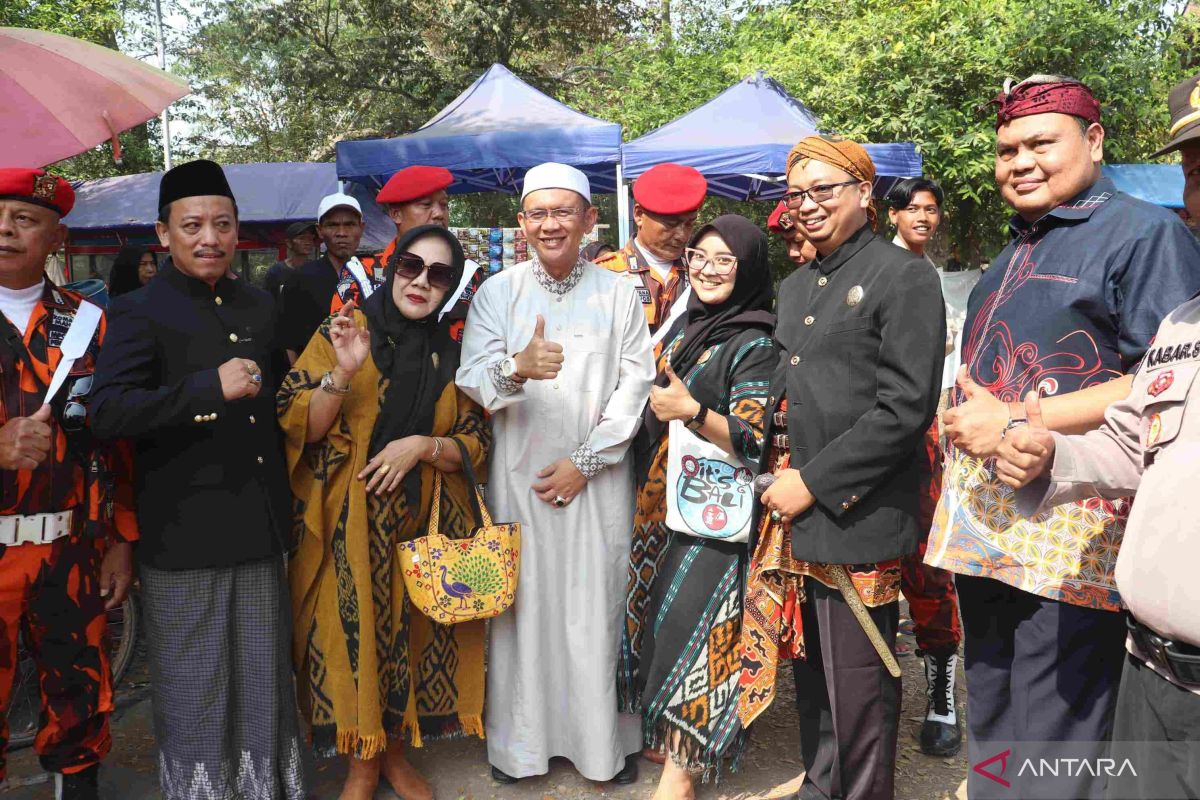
[338,166,482,335]
[92,159,306,800]
[925,75,1200,799]
[0,169,137,800]
[744,135,945,800]
[598,163,707,337]
[457,162,655,786]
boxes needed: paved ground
[1,605,968,799]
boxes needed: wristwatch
[320,370,351,395]
[686,405,709,431]
[500,356,520,379]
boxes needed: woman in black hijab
[278,225,490,800]
[619,214,778,791]
[108,244,157,296]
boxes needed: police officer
[597,163,707,337]
[998,71,1200,800]
[0,168,137,800]
[91,159,306,799]
[756,136,944,800]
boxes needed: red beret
[633,163,706,215]
[0,168,74,217]
[376,166,454,205]
[767,200,792,234]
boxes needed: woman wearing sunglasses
[278,225,490,800]
[620,215,777,795]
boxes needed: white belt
[0,511,74,546]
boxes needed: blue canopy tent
[622,71,922,196]
[618,71,923,240]
[335,64,623,196]
[68,162,394,250]
[1102,163,1184,209]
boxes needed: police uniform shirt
[764,224,945,564]
[91,265,290,570]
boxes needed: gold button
[256,456,264,464]
[768,396,775,405]
[249,415,256,424]
[228,333,238,343]
[818,276,828,287]
[215,296,223,306]
[804,316,815,326]
[193,414,203,423]
[850,495,859,502]
[841,501,850,510]
[790,355,800,366]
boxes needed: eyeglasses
[62,373,92,432]
[684,248,738,275]
[522,207,586,224]
[393,253,455,291]
[782,180,860,208]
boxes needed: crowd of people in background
[0,68,1199,800]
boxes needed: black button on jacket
[764,225,946,564]
[91,266,290,570]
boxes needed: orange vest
[596,239,687,334]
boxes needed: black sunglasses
[62,373,93,432]
[393,253,455,291]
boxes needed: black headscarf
[361,224,466,512]
[109,245,154,296]
[638,214,776,470]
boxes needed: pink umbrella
[0,27,190,168]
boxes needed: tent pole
[616,163,630,245]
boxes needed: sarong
[140,556,307,800]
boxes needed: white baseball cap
[521,162,591,203]
[316,192,362,222]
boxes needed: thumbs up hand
[513,314,564,380]
[995,392,1056,489]
[0,404,54,471]
[942,365,1010,457]
[649,362,702,423]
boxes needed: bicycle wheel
[6,594,139,749]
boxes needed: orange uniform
[595,240,687,335]
[0,281,137,781]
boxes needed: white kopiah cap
[316,192,362,222]
[521,162,591,203]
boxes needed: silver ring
[770,510,782,522]
[554,495,566,508]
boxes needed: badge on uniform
[1147,413,1163,447]
[635,286,652,304]
[846,285,864,307]
[1148,370,1174,397]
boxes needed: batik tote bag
[664,419,755,543]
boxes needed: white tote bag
[664,419,756,543]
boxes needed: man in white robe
[456,163,655,783]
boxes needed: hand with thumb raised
[649,360,701,423]
[514,313,564,380]
[956,365,981,399]
[943,365,1008,458]
[995,391,1056,489]
[0,404,53,471]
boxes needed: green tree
[723,0,1200,261]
